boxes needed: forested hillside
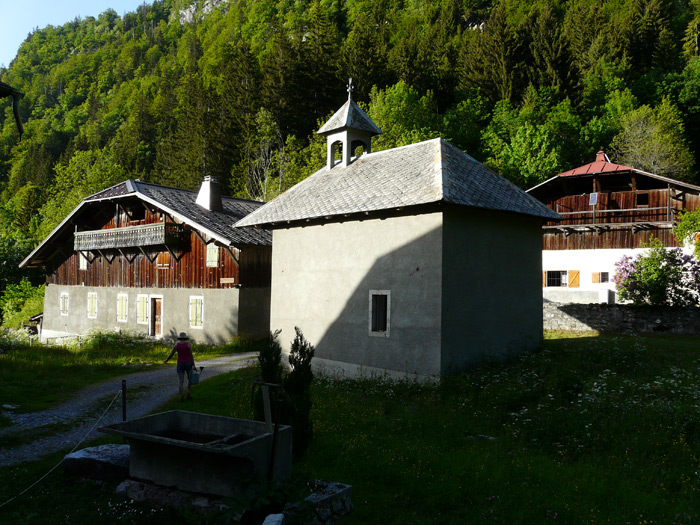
[1,0,700,293]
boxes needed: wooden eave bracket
[672,190,687,200]
[192,229,207,245]
[118,248,138,263]
[165,244,185,262]
[224,246,240,265]
[139,247,159,263]
[117,202,133,221]
[100,250,116,264]
[82,251,97,264]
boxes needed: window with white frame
[369,290,390,337]
[79,252,88,271]
[189,296,203,329]
[206,243,219,268]
[59,292,69,316]
[87,292,97,319]
[136,295,149,324]
[117,294,128,322]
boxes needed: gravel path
[0,353,258,467]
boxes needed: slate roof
[237,138,559,228]
[20,180,269,268]
[317,99,382,136]
[84,180,270,246]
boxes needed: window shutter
[592,272,600,284]
[568,270,580,288]
[542,271,546,287]
[157,251,171,268]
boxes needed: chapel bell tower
[317,79,382,169]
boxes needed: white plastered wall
[542,245,694,303]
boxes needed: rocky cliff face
[178,0,229,25]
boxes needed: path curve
[0,353,258,467]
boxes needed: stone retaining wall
[543,302,700,334]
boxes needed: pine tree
[461,2,526,103]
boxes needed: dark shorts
[177,362,193,376]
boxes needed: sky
[0,0,153,68]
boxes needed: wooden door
[151,298,162,337]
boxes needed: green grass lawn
[3,332,700,523]
[0,332,261,414]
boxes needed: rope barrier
[0,389,123,510]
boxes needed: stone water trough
[100,410,292,498]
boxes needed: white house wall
[541,245,693,303]
[42,284,270,344]
[269,213,444,380]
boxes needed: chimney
[596,151,611,163]
[196,176,223,212]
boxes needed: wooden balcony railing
[544,206,678,229]
[74,223,185,251]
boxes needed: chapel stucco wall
[440,207,544,374]
[269,213,444,379]
[41,284,268,344]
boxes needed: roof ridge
[436,139,446,201]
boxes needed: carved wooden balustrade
[74,222,185,251]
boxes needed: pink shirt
[175,341,193,364]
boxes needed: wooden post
[262,385,273,434]
[268,390,282,482]
[122,380,127,422]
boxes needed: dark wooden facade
[532,172,700,251]
[46,200,271,289]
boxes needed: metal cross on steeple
[347,78,354,101]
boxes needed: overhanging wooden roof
[20,180,270,269]
[527,151,700,199]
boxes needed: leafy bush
[258,329,283,384]
[0,327,34,354]
[253,327,315,458]
[284,326,315,458]
[614,238,700,306]
[0,279,44,328]
[673,209,700,259]
[253,330,286,424]
[80,329,153,351]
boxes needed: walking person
[165,332,197,401]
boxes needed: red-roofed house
[527,152,700,303]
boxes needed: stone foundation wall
[543,302,700,334]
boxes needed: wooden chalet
[20,177,271,343]
[527,151,700,303]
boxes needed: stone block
[115,479,233,514]
[63,444,130,481]
[262,514,285,525]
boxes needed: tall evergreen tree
[460,2,526,103]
